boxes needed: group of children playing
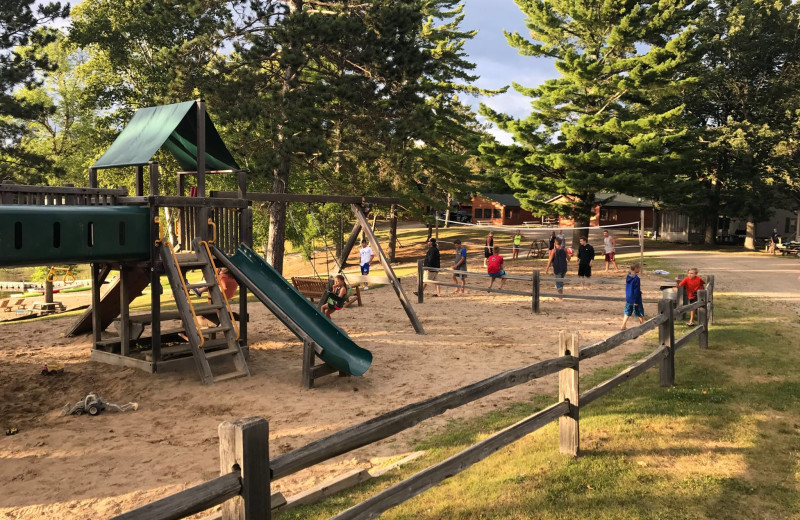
[622,264,706,330]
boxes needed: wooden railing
[0,182,128,205]
[112,283,714,520]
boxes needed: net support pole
[639,208,645,269]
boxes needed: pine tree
[481,0,702,247]
[0,0,69,182]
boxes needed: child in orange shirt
[678,267,705,326]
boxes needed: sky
[459,0,558,144]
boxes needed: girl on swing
[323,275,348,318]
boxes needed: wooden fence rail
[113,286,714,520]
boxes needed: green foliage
[0,0,70,182]
[480,0,703,224]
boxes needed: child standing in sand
[678,267,705,326]
[621,263,644,330]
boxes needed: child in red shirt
[679,267,705,326]
[487,246,507,290]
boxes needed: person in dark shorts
[577,236,595,288]
[545,237,571,294]
[483,232,494,267]
[548,231,556,251]
[452,239,467,293]
[621,263,644,329]
[486,246,506,289]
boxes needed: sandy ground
[1,246,797,519]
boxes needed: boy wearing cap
[359,239,374,289]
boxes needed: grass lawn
[276,293,800,519]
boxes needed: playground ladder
[160,241,249,385]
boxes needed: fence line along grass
[276,294,800,520]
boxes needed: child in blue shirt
[621,262,644,330]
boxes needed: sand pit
[0,255,677,519]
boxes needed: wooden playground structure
[0,100,424,388]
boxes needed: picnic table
[32,301,66,315]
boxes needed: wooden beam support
[339,220,362,269]
[658,299,675,387]
[120,267,131,357]
[352,204,425,335]
[532,269,540,313]
[417,260,424,304]
[558,331,579,456]
[219,417,271,520]
[697,290,709,349]
[211,191,400,205]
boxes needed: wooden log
[674,324,704,351]
[91,264,102,345]
[302,340,314,389]
[674,299,704,315]
[578,314,667,360]
[270,355,576,480]
[352,204,424,334]
[219,417,271,520]
[532,270,540,314]
[580,345,668,407]
[328,402,569,520]
[697,290,708,349]
[417,260,424,304]
[110,472,241,520]
[339,220,362,268]
[90,349,154,372]
[558,331,579,456]
[120,267,131,357]
[658,300,675,387]
[388,204,398,263]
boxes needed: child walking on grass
[678,267,705,326]
[621,263,644,330]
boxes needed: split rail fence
[112,280,714,520]
[417,261,712,317]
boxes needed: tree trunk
[426,224,433,240]
[572,216,589,251]
[704,218,715,245]
[444,193,452,228]
[744,217,756,250]
[388,204,398,263]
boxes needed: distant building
[547,193,654,229]
[470,194,538,226]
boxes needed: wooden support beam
[558,331,579,456]
[219,417,271,520]
[135,165,144,196]
[352,204,425,335]
[211,191,401,205]
[120,267,131,357]
[91,263,102,345]
[697,290,708,349]
[339,220,362,268]
[532,269,540,314]
[417,260,424,304]
[658,299,675,387]
[578,314,667,360]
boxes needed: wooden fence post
[558,331,579,456]
[677,284,688,320]
[706,275,714,326]
[417,260,424,304]
[658,299,675,387]
[219,417,270,520]
[697,290,709,349]
[532,270,540,314]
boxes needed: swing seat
[291,276,362,308]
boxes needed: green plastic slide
[218,244,372,376]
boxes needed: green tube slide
[218,244,372,377]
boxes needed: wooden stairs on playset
[157,239,249,384]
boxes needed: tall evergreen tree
[681,0,800,245]
[0,0,69,182]
[481,0,701,247]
